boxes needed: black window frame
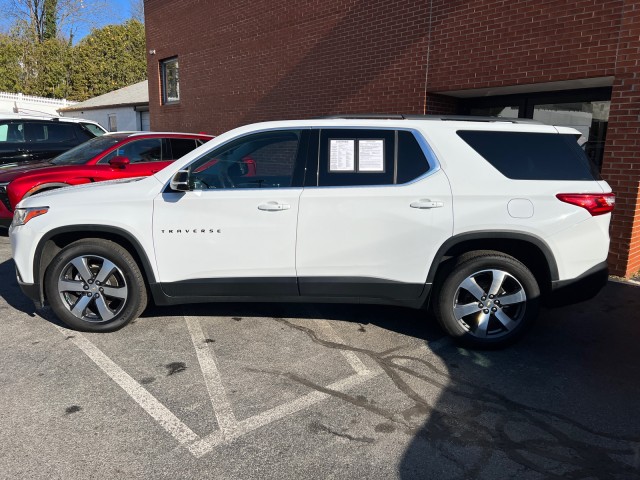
[180,129,310,191]
[306,128,432,187]
[161,57,180,105]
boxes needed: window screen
[457,131,599,181]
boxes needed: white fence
[0,91,77,116]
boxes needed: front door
[152,129,307,298]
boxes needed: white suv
[9,116,614,348]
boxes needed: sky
[72,0,138,41]
[0,0,140,42]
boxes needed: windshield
[50,136,124,165]
[81,123,106,136]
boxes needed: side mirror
[170,170,190,192]
[109,155,130,169]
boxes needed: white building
[59,80,149,132]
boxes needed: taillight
[556,193,615,216]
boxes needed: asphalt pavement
[0,231,639,479]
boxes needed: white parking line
[316,319,371,374]
[53,325,200,447]
[54,315,380,458]
[184,316,238,437]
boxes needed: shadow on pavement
[141,300,445,345]
[399,281,640,479]
[0,259,36,317]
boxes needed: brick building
[144,0,640,277]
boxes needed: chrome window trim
[305,126,442,189]
[181,127,306,192]
[174,125,443,192]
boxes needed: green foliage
[71,20,147,101]
[0,35,23,93]
[0,20,146,101]
[43,0,58,41]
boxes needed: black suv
[0,114,107,165]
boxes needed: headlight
[12,206,49,227]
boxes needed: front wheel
[44,239,147,332]
[433,252,540,349]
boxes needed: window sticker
[358,139,384,172]
[329,139,355,171]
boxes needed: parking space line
[53,325,200,447]
[54,315,382,458]
[316,319,371,374]
[191,370,379,457]
[184,315,238,437]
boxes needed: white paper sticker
[358,140,384,172]
[329,139,355,171]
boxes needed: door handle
[410,199,444,209]
[257,201,291,211]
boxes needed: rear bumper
[548,261,608,306]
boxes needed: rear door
[24,121,79,161]
[296,128,453,300]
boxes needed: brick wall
[427,0,623,92]
[145,0,432,135]
[599,1,640,276]
[145,0,640,276]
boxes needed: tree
[71,19,147,101]
[43,0,57,40]
[2,0,115,43]
[130,0,144,23]
[0,34,23,92]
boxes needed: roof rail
[317,114,543,124]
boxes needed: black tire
[433,251,540,349]
[44,239,147,332]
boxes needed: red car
[0,132,213,227]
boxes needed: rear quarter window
[457,130,600,181]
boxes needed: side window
[318,129,395,187]
[396,131,430,184]
[43,122,76,143]
[189,130,301,190]
[457,130,597,181]
[80,123,106,137]
[0,122,25,142]
[116,138,163,163]
[161,57,180,104]
[169,138,197,159]
[24,122,47,142]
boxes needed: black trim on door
[161,277,299,297]
[298,277,423,299]
[153,276,430,309]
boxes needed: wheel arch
[427,231,558,294]
[24,182,71,198]
[34,225,156,303]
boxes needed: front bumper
[0,186,13,227]
[548,261,608,306]
[16,269,44,309]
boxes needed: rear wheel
[44,239,147,332]
[433,252,540,348]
